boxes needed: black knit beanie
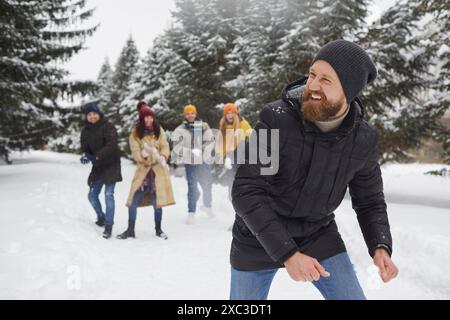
[312,40,377,103]
[84,101,101,115]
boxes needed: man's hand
[80,153,96,164]
[80,154,90,164]
[284,252,330,282]
[86,153,96,162]
[373,248,398,283]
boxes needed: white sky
[65,0,396,81]
[65,0,176,81]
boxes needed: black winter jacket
[80,115,122,186]
[230,78,392,271]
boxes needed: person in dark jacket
[230,40,398,300]
[80,102,122,239]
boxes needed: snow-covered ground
[0,151,449,299]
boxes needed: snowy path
[0,151,449,299]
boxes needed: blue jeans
[230,252,366,300]
[88,179,116,226]
[184,163,212,213]
[128,183,162,223]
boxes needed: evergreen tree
[107,36,140,122]
[166,0,243,126]
[309,0,368,44]
[120,0,245,136]
[121,35,182,133]
[360,0,449,163]
[96,57,114,112]
[426,0,450,164]
[234,0,279,95]
[95,0,450,164]
[226,0,370,123]
[0,0,97,163]
[105,36,140,152]
[225,0,292,122]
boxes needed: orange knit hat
[223,103,238,116]
[183,104,197,115]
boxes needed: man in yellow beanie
[172,105,215,224]
[183,104,197,115]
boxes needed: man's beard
[301,88,344,122]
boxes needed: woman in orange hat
[217,103,252,159]
[216,103,252,204]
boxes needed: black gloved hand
[80,153,96,164]
[85,153,96,162]
[80,154,90,164]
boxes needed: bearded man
[229,40,398,300]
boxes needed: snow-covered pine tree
[92,0,448,164]
[120,35,182,135]
[105,36,140,151]
[226,0,370,123]
[309,0,368,45]
[275,0,369,83]
[0,0,97,163]
[159,0,242,128]
[49,56,112,154]
[118,0,245,136]
[224,0,293,123]
[271,0,318,86]
[425,0,450,164]
[360,0,449,163]
[96,57,114,112]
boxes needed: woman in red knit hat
[117,101,175,240]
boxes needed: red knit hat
[223,103,238,116]
[137,101,156,120]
